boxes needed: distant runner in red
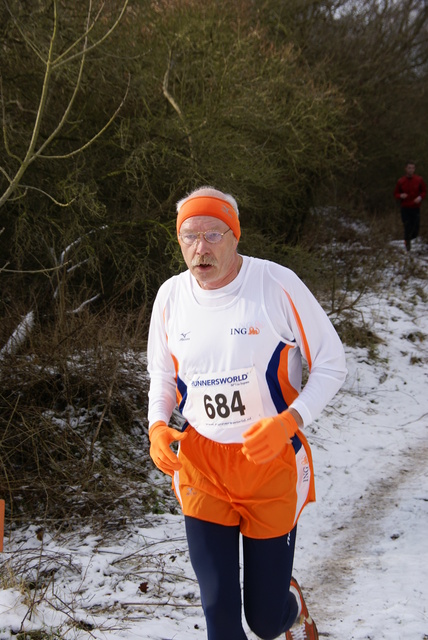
[147,186,347,640]
[394,161,426,251]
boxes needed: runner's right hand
[149,421,188,476]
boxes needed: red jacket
[394,174,426,209]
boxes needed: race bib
[188,367,263,430]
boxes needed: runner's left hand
[242,412,298,464]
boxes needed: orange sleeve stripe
[283,290,312,371]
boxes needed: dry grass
[0,306,160,527]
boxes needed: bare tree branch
[163,48,194,159]
[0,263,71,275]
[38,74,131,160]
[17,184,77,207]
[0,0,129,210]
[0,76,22,165]
[54,0,129,69]
[0,311,35,358]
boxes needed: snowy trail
[308,432,428,637]
[295,244,428,639]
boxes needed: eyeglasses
[179,228,232,245]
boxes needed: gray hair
[176,186,239,217]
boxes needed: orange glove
[149,421,188,476]
[242,412,298,464]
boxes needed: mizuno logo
[180,331,191,341]
[222,204,233,218]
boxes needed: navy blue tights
[185,516,298,640]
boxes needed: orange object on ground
[0,499,5,552]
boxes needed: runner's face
[179,215,240,290]
[406,163,416,177]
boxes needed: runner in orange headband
[176,195,241,240]
[148,185,345,640]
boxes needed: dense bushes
[2,0,427,319]
[1,0,354,318]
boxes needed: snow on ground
[1,240,427,640]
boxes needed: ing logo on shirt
[230,325,260,336]
[301,454,310,483]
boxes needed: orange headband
[177,196,241,240]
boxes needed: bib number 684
[203,391,246,420]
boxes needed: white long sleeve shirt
[147,255,347,443]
